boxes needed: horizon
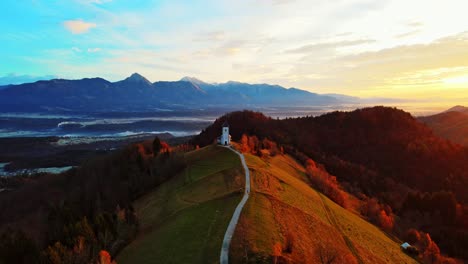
[1,0,468,105]
[0,72,466,111]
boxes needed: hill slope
[117,145,244,263]
[445,105,468,114]
[117,144,417,263]
[229,152,416,263]
[191,108,468,259]
[418,107,468,146]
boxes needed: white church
[218,120,231,146]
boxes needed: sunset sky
[1,0,468,102]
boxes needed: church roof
[222,120,229,127]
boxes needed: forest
[191,107,468,261]
[0,137,187,263]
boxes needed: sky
[1,0,468,103]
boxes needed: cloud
[63,20,96,34]
[193,31,226,42]
[91,0,112,3]
[285,39,376,54]
[287,32,468,97]
[394,30,421,39]
[271,0,296,5]
[77,0,112,4]
[407,21,423,28]
[71,47,82,52]
[87,47,101,53]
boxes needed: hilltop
[418,105,468,146]
[445,105,468,114]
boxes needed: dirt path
[317,193,364,264]
[220,146,251,264]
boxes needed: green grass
[118,195,240,264]
[117,145,244,264]
[185,145,241,183]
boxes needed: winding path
[220,146,251,264]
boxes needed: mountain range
[0,73,343,112]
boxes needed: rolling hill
[116,144,417,263]
[191,107,468,260]
[445,105,468,114]
[0,73,341,112]
[418,106,468,146]
[117,145,244,263]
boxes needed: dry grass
[230,152,418,264]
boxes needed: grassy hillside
[229,152,418,264]
[419,111,468,146]
[117,145,244,263]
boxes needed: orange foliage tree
[422,234,440,264]
[305,159,347,208]
[240,134,250,153]
[98,250,116,264]
[272,242,282,264]
[378,209,394,231]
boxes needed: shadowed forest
[0,137,189,263]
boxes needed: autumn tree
[306,159,347,208]
[152,136,162,154]
[423,241,440,264]
[361,198,394,231]
[248,135,259,154]
[98,250,116,264]
[406,229,421,244]
[378,210,394,231]
[240,134,250,153]
[272,242,282,264]
[422,234,441,264]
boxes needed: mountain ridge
[445,105,468,114]
[0,73,343,112]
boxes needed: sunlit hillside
[229,149,417,263]
[419,106,468,146]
